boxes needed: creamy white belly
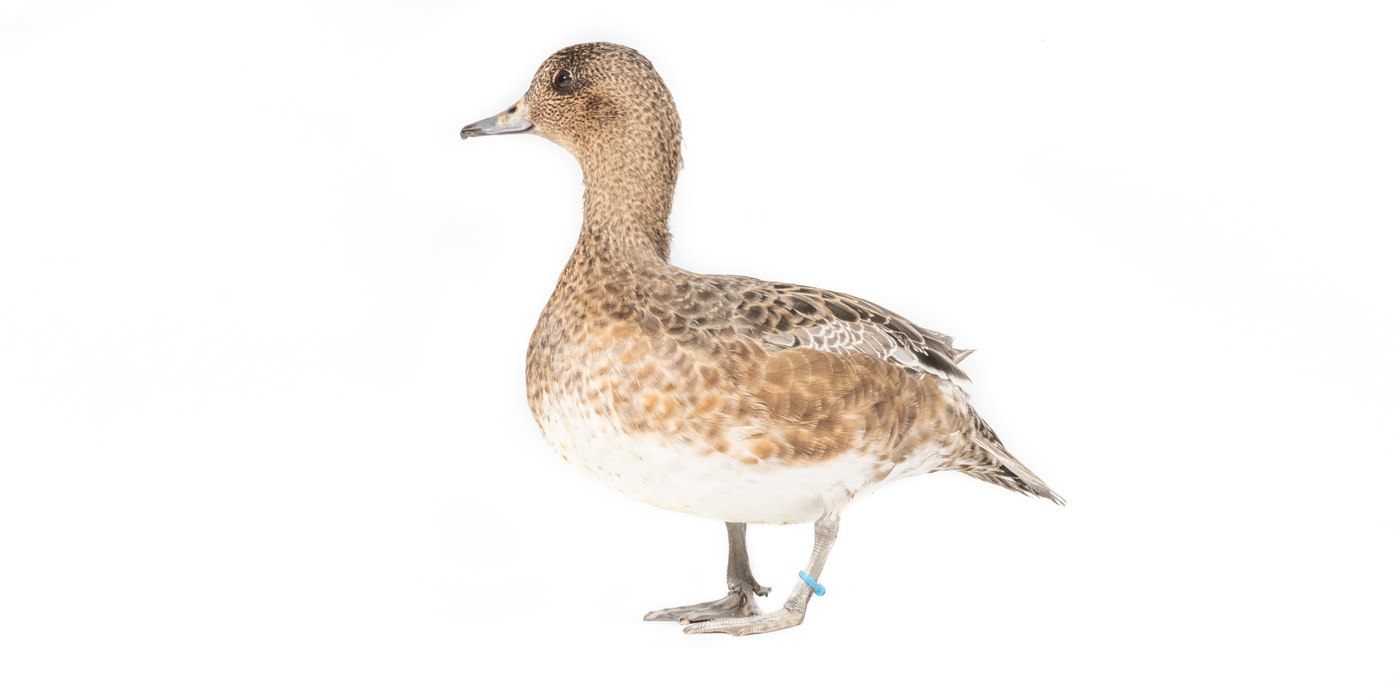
[534,399,924,524]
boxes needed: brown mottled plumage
[461,42,1061,636]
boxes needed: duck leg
[682,513,839,636]
[643,522,772,623]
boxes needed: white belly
[534,399,916,524]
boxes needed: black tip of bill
[461,110,534,140]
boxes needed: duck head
[461,42,683,258]
[461,42,680,160]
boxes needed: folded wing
[731,282,973,389]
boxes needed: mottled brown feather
[508,43,1062,506]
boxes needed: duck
[460,42,1063,636]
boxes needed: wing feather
[731,282,973,387]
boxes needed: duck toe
[643,587,766,623]
[681,607,805,636]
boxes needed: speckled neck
[574,118,681,265]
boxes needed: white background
[2,1,1397,697]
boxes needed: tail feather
[967,409,1065,506]
[968,434,1065,505]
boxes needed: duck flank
[460,42,1062,637]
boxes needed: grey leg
[724,522,772,598]
[683,513,839,636]
[643,522,771,623]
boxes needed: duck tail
[965,408,1065,506]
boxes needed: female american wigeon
[461,42,1062,636]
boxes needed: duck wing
[729,281,974,389]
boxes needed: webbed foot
[682,606,805,636]
[643,584,770,623]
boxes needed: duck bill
[461,100,534,139]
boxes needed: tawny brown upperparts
[458,41,1061,637]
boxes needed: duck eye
[552,69,575,91]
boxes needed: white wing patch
[764,322,973,390]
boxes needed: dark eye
[552,69,575,91]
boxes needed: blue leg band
[798,570,825,596]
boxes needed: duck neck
[575,129,680,266]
